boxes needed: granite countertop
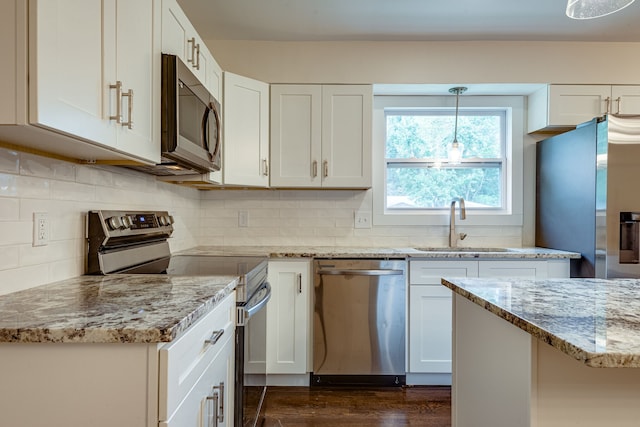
[177,246,580,260]
[0,274,237,344]
[442,277,640,368]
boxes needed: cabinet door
[30,0,113,146]
[408,260,477,378]
[266,260,310,374]
[547,85,610,126]
[160,0,207,87]
[409,285,452,373]
[611,85,640,115]
[321,85,372,188]
[478,260,548,278]
[223,72,270,187]
[270,85,322,187]
[111,0,159,162]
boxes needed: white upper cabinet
[223,72,270,187]
[528,84,640,133]
[161,0,220,98]
[33,0,160,162]
[0,0,160,164]
[270,84,372,189]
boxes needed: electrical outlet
[354,211,372,229]
[33,212,49,247]
[238,211,249,227]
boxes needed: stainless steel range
[86,210,270,427]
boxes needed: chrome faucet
[449,197,467,247]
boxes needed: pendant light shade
[566,0,636,19]
[448,87,467,165]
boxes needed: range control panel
[87,210,174,242]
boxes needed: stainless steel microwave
[157,53,221,175]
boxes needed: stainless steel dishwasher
[312,259,406,386]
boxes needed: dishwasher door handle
[317,269,404,276]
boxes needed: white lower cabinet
[0,292,235,427]
[159,293,235,427]
[266,260,311,376]
[408,258,569,385]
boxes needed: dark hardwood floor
[262,386,451,426]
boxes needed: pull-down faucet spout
[449,197,467,247]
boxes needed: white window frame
[372,95,524,227]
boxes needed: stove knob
[106,216,123,230]
[159,215,174,226]
[121,216,133,229]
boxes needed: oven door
[235,281,271,427]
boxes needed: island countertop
[0,274,237,343]
[442,277,640,368]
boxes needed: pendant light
[448,86,467,165]
[566,0,636,19]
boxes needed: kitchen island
[442,277,640,427]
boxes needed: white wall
[206,40,640,84]
[0,147,201,295]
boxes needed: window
[372,95,524,227]
[386,109,506,210]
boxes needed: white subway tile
[0,197,19,220]
[0,148,19,174]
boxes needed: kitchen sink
[414,247,513,252]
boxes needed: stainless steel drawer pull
[206,391,219,427]
[213,382,224,422]
[195,43,201,70]
[205,329,224,346]
[616,96,622,114]
[312,160,318,178]
[318,269,404,276]
[605,96,611,114]
[323,160,328,177]
[297,273,302,293]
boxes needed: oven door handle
[243,281,272,320]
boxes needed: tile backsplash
[0,148,200,295]
[0,148,523,295]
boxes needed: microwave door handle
[201,104,212,161]
[210,102,222,158]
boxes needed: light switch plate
[354,211,372,229]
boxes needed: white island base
[454,295,640,427]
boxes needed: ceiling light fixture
[448,86,467,165]
[566,0,636,19]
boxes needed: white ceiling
[177,0,640,42]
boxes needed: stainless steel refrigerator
[536,114,640,278]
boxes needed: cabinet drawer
[160,332,233,427]
[409,260,478,285]
[159,292,235,421]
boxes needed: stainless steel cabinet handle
[109,81,122,123]
[605,96,611,114]
[318,269,404,276]
[205,329,224,346]
[206,391,219,427]
[195,43,201,70]
[312,160,318,177]
[213,382,224,422]
[323,160,328,178]
[263,159,269,176]
[188,37,196,65]
[616,96,621,114]
[121,89,133,129]
[297,273,302,293]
